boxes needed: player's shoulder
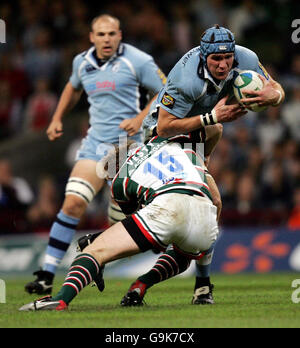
[122,43,154,64]
[235,45,259,69]
[180,46,202,69]
[169,46,205,95]
[72,49,90,66]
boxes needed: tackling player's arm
[203,124,223,221]
[206,174,222,222]
[47,82,83,141]
[157,96,247,138]
[204,124,223,158]
[116,200,140,216]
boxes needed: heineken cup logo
[0,19,6,43]
[0,279,6,303]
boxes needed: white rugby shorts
[123,193,219,260]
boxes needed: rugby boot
[24,270,54,295]
[76,232,102,252]
[192,283,214,305]
[120,280,147,307]
[19,295,67,311]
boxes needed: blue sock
[43,210,80,274]
[195,263,211,278]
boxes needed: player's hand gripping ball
[233,70,267,112]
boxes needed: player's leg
[121,246,191,306]
[120,194,218,306]
[25,159,105,295]
[51,222,141,306]
[192,246,215,305]
[19,221,154,311]
[191,172,221,305]
[19,194,217,311]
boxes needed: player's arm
[203,124,223,221]
[116,200,140,216]
[120,57,166,137]
[203,124,223,158]
[47,82,83,141]
[120,94,159,137]
[240,75,285,108]
[157,96,247,138]
[206,173,222,222]
[112,182,140,216]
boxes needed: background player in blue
[25,14,166,295]
[128,24,285,305]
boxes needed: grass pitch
[0,272,300,328]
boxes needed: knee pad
[107,201,126,225]
[65,177,96,204]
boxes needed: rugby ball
[233,70,267,112]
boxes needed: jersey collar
[84,43,125,69]
[198,57,235,93]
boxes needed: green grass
[0,273,300,328]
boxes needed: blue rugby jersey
[69,43,166,144]
[150,45,270,120]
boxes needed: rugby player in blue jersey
[119,24,285,306]
[25,14,166,295]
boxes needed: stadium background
[0,0,299,276]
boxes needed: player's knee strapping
[107,201,126,225]
[65,177,96,204]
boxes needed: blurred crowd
[0,0,299,234]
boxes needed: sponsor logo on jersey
[161,173,187,185]
[182,47,201,67]
[112,62,121,73]
[86,81,116,95]
[161,93,175,109]
[85,64,97,73]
